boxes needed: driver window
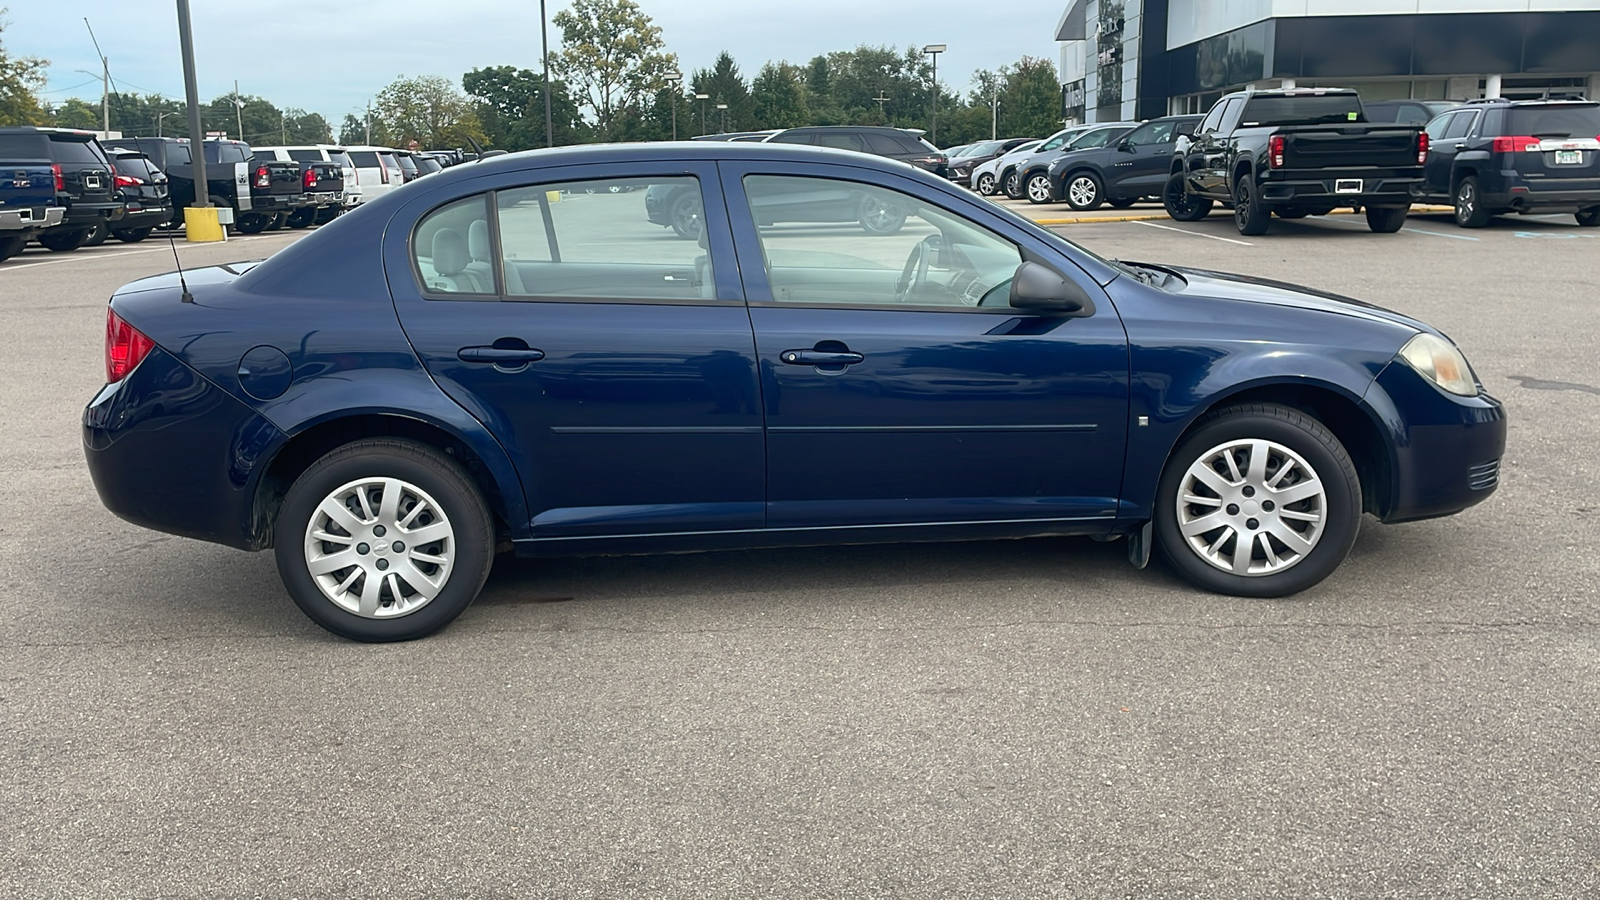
[1125,121,1174,146]
[742,174,1023,309]
[1424,112,1456,142]
[1197,102,1226,135]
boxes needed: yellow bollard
[183,206,226,243]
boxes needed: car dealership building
[1056,1,1600,123]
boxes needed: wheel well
[1232,160,1253,189]
[1176,384,1393,518]
[253,414,513,550]
[1064,167,1097,184]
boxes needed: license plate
[1335,179,1363,194]
[1555,150,1582,165]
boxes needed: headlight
[1398,333,1478,397]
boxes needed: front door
[386,164,764,538]
[1421,110,1473,199]
[723,166,1129,529]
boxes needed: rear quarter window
[288,149,324,163]
[48,138,106,164]
[0,134,49,158]
[348,151,381,167]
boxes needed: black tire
[286,208,317,229]
[112,227,153,243]
[975,172,997,196]
[1062,171,1103,211]
[37,228,91,252]
[858,194,907,235]
[1108,197,1138,209]
[265,212,288,232]
[1154,404,1362,598]
[0,234,25,263]
[1025,172,1055,205]
[1453,176,1491,228]
[1233,177,1270,236]
[1163,172,1213,222]
[274,439,495,642]
[668,192,703,240]
[1365,204,1409,233]
[1576,207,1599,227]
[315,207,341,225]
[1003,170,1023,200]
[82,222,110,247]
[235,213,270,235]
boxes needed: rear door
[384,162,765,538]
[1421,110,1471,198]
[723,162,1129,529]
[1106,119,1182,198]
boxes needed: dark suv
[103,149,173,243]
[766,126,947,176]
[1045,115,1203,209]
[1414,98,1600,227]
[0,127,125,252]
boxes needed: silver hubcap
[1069,177,1096,206]
[1176,439,1326,576]
[1029,177,1052,202]
[304,477,456,618]
[862,200,897,229]
[1458,184,1474,218]
[978,174,994,192]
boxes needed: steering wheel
[895,235,941,302]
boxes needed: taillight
[114,174,143,188]
[105,309,155,383]
[302,167,318,190]
[1492,135,1541,153]
[1268,134,1285,169]
[52,163,64,192]
[253,166,271,189]
[1416,131,1429,165]
[379,164,390,184]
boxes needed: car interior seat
[466,220,497,291]
[430,229,488,293]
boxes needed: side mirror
[1118,139,1135,152]
[1009,261,1095,317]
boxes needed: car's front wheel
[1025,173,1054,205]
[668,193,703,240]
[975,172,997,195]
[1063,172,1103,211]
[1163,173,1212,222]
[1576,207,1599,227]
[1154,404,1361,598]
[274,439,495,642]
[1454,176,1491,228]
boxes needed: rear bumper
[84,347,284,551]
[1258,173,1422,207]
[56,201,125,228]
[0,206,64,232]
[250,193,309,213]
[1482,183,1600,211]
[116,205,172,231]
[1369,361,1507,524]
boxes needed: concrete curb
[1023,204,1456,226]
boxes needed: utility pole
[991,91,1000,140]
[365,102,372,145]
[175,0,208,206]
[84,19,110,137]
[281,110,286,144]
[233,80,244,140]
[540,0,554,147]
[696,93,709,136]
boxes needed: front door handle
[780,349,864,367]
[458,346,545,365]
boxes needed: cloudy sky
[12,0,1064,124]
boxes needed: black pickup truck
[1164,89,1429,235]
[104,137,304,234]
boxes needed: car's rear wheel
[1154,404,1361,598]
[1233,178,1270,236]
[112,227,153,243]
[975,172,997,195]
[1163,172,1212,222]
[1453,176,1491,228]
[236,213,270,234]
[1576,207,1599,227]
[1026,173,1055,205]
[668,192,703,240]
[37,228,90,252]
[1003,170,1023,199]
[1365,204,1409,233]
[0,235,25,263]
[82,222,110,247]
[274,439,495,643]
[286,208,317,229]
[859,195,907,235]
[1064,173,1103,211]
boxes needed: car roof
[776,125,921,135]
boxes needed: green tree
[374,75,485,149]
[551,0,676,141]
[0,8,47,126]
[50,96,100,130]
[750,62,808,130]
[462,65,584,150]
[998,56,1061,140]
[690,52,751,134]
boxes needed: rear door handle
[781,350,864,366]
[457,346,546,364]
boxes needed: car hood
[1158,265,1431,333]
[113,261,262,297]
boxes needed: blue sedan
[84,143,1506,642]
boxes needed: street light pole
[922,44,946,145]
[175,0,208,206]
[539,0,554,147]
[716,102,728,134]
[991,92,1000,140]
[664,71,682,140]
[873,92,889,124]
[232,80,244,141]
[695,93,709,136]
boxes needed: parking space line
[1134,220,1255,246]
[1403,227,1479,241]
[0,233,302,274]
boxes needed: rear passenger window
[288,150,323,163]
[815,133,865,151]
[865,133,906,154]
[413,196,495,296]
[496,176,714,301]
[348,151,380,167]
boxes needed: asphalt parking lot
[4,210,1599,898]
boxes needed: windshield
[1241,94,1365,126]
[964,140,1007,156]
[1506,105,1600,137]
